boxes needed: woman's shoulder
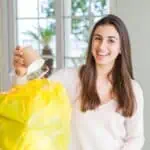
[61,67,80,74]
[48,66,80,83]
[52,67,80,76]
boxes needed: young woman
[13,14,144,150]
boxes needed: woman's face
[91,24,121,67]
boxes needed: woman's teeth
[97,52,109,56]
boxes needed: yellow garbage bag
[0,79,71,150]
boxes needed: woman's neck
[96,63,114,81]
[96,64,115,101]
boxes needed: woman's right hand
[13,46,27,76]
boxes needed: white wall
[114,0,150,149]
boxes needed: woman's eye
[95,37,101,41]
[108,39,115,43]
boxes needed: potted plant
[25,25,55,76]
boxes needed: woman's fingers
[14,46,23,56]
[13,46,28,76]
[13,46,24,67]
[14,50,23,56]
[14,55,24,65]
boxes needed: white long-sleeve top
[13,67,145,150]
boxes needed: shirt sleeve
[121,80,145,150]
[11,68,66,86]
[10,71,28,86]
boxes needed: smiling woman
[13,14,145,150]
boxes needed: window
[16,0,110,69]
[17,0,56,67]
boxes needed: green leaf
[24,31,39,41]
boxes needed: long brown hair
[79,14,136,117]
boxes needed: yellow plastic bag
[0,79,71,150]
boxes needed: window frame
[0,0,17,90]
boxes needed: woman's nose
[99,40,106,50]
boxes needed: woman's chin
[95,60,108,65]
[95,59,114,67]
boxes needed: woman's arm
[11,67,66,86]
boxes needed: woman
[13,14,144,150]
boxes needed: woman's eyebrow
[107,36,118,40]
[93,34,102,37]
[93,34,118,40]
